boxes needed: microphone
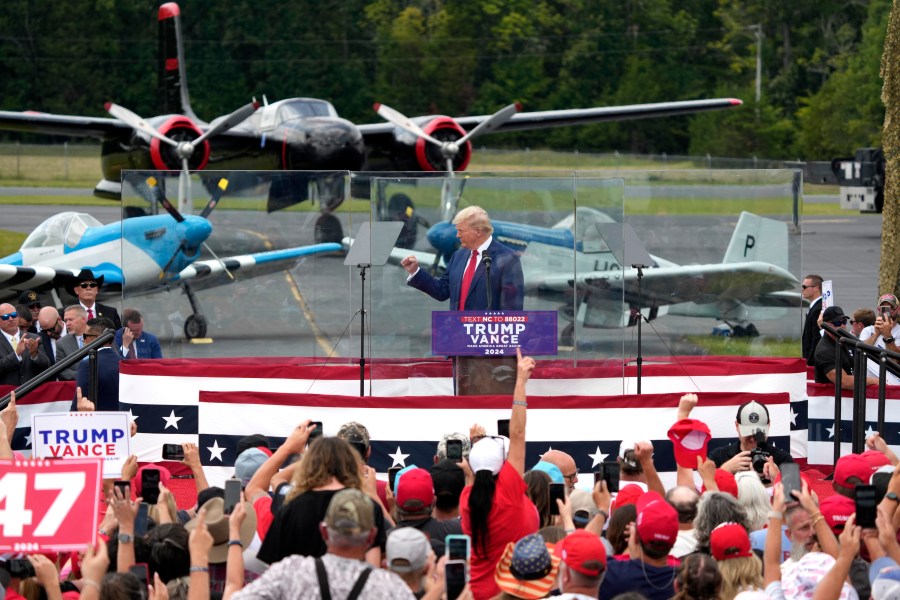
[482,252,492,309]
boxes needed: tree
[879,0,900,298]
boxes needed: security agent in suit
[801,274,823,365]
[0,303,50,386]
[67,268,122,331]
[37,306,66,367]
[70,317,120,412]
[401,205,524,311]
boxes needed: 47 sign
[0,458,102,552]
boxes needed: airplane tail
[158,3,199,120]
[722,211,790,270]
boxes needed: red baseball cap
[613,484,646,511]
[819,495,855,536]
[636,491,678,547]
[861,450,892,471]
[667,419,711,469]
[834,454,872,489]
[395,467,435,511]
[701,469,738,498]
[554,530,607,576]
[710,522,752,561]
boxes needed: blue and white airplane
[0,177,340,338]
[371,207,800,333]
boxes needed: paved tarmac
[1,184,883,363]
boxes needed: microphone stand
[633,263,648,395]
[483,252,492,309]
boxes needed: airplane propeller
[374,102,521,222]
[106,99,259,212]
[374,102,521,175]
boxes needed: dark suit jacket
[84,303,122,330]
[55,334,82,381]
[802,297,822,365]
[409,239,524,310]
[114,329,163,359]
[71,347,120,412]
[0,333,51,386]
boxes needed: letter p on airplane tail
[722,211,790,269]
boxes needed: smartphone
[497,419,510,438]
[309,421,323,440]
[856,484,878,528]
[446,439,463,462]
[8,558,35,578]
[388,466,402,492]
[129,563,149,587]
[781,462,801,504]
[446,534,471,561]
[224,478,241,515]
[600,461,620,493]
[549,482,566,515]
[134,502,150,537]
[114,480,131,500]
[882,306,892,318]
[445,559,468,600]
[141,469,160,505]
[162,443,184,461]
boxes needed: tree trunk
[880,0,900,296]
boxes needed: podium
[455,356,518,395]
[430,310,558,396]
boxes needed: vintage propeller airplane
[0,176,340,339]
[0,2,742,243]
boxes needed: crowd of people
[3,344,900,600]
[0,268,162,391]
[802,275,900,387]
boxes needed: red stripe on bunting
[0,382,76,404]
[121,357,806,381]
[199,390,790,410]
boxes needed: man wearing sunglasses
[813,305,878,388]
[801,275,824,365]
[66,269,121,330]
[37,306,66,366]
[0,303,50,386]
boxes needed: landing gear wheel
[315,213,344,244]
[184,314,208,339]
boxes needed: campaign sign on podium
[0,458,102,552]
[431,311,558,356]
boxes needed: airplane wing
[0,111,129,138]
[0,265,81,302]
[538,261,799,308]
[169,243,342,289]
[357,98,742,137]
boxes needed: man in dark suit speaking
[401,206,524,311]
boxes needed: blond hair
[717,554,763,600]
[453,206,493,235]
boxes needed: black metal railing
[821,323,900,464]
[0,330,116,410]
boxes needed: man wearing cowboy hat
[66,269,121,330]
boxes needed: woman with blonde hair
[710,522,764,600]
[256,434,387,566]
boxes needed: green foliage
[0,0,889,159]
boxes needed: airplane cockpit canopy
[553,206,616,254]
[21,212,103,250]
[257,99,339,131]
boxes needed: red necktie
[458,250,479,309]
[87,308,94,320]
